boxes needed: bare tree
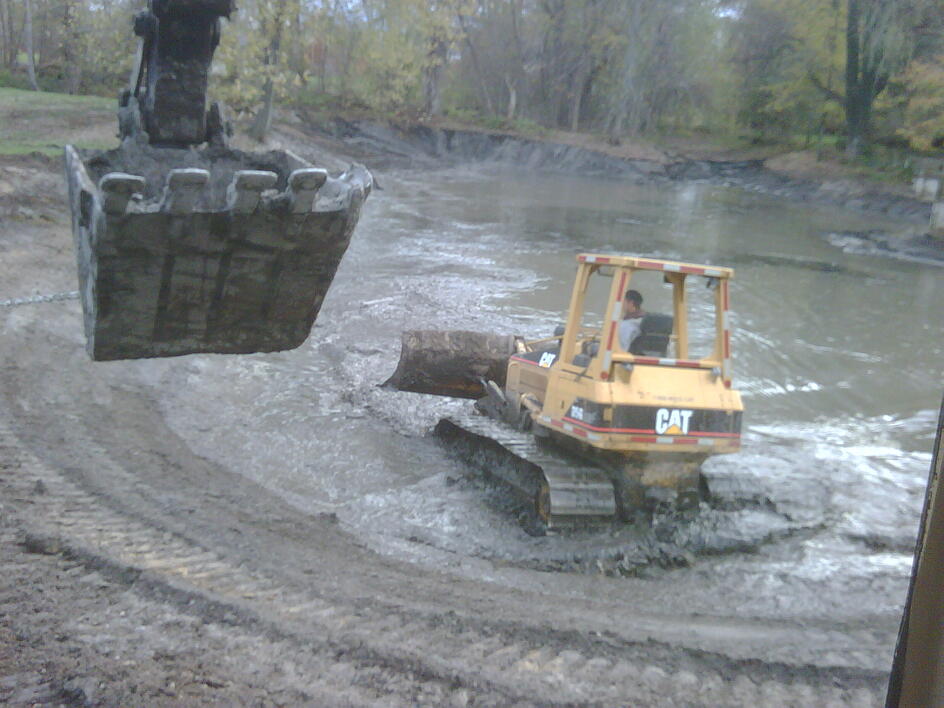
[843,0,908,156]
[62,0,82,94]
[422,34,448,116]
[0,0,21,69]
[25,0,39,90]
[457,10,496,116]
[249,0,290,142]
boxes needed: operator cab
[550,254,735,383]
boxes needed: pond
[149,165,943,637]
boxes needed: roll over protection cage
[559,254,734,386]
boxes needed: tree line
[2,0,943,154]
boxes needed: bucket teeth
[226,169,278,213]
[288,168,328,213]
[99,173,146,215]
[160,168,210,214]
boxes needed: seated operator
[618,289,645,351]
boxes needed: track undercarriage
[436,403,706,532]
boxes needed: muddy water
[148,166,942,639]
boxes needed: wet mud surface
[1,126,941,704]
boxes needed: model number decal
[655,408,694,435]
[538,351,557,368]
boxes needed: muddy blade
[383,330,516,399]
[434,413,616,528]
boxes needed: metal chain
[0,291,79,308]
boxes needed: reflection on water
[149,165,942,624]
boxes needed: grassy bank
[0,87,114,157]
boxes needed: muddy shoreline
[0,122,916,705]
[321,119,933,222]
[313,118,942,265]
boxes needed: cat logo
[655,408,694,435]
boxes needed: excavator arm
[121,0,235,147]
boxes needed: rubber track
[0,413,888,707]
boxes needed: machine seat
[630,313,673,357]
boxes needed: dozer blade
[435,412,616,529]
[384,330,518,399]
[65,145,371,361]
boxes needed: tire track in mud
[0,408,889,707]
[0,417,509,707]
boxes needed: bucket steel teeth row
[435,413,617,529]
[95,165,335,217]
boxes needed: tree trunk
[0,0,10,68]
[24,0,38,90]
[249,77,276,142]
[505,75,517,121]
[457,13,495,116]
[36,0,48,73]
[1,0,18,69]
[62,0,81,94]
[844,0,862,157]
[248,1,286,142]
[422,37,447,117]
[844,0,890,158]
[570,69,589,132]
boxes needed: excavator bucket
[65,144,370,360]
[63,0,372,360]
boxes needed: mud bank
[322,118,935,227]
[825,230,944,265]
[0,132,920,704]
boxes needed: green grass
[0,85,112,108]
[0,87,115,156]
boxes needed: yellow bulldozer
[387,253,744,529]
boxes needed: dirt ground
[0,121,907,706]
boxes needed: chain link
[0,291,79,308]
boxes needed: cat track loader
[387,253,744,529]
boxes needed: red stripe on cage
[615,272,628,302]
